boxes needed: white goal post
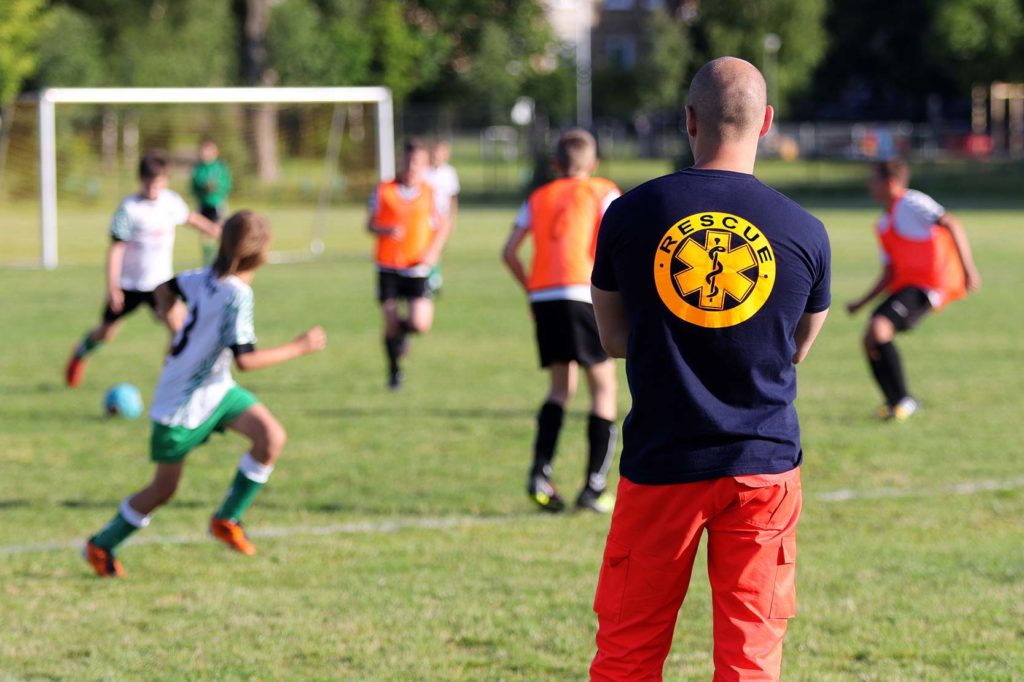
[36,86,396,269]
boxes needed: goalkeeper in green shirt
[191,139,232,265]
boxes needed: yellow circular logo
[653,211,776,328]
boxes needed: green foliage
[699,0,827,114]
[0,0,48,105]
[114,0,236,86]
[931,0,1024,85]
[636,7,693,112]
[366,2,449,103]
[522,52,576,124]
[465,22,518,116]
[35,6,106,87]
[268,0,368,85]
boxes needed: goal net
[0,87,394,268]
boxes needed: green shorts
[150,386,259,463]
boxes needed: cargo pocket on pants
[769,536,797,619]
[593,538,631,623]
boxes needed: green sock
[214,454,272,522]
[76,334,103,359]
[201,240,218,267]
[91,499,150,550]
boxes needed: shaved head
[687,57,767,141]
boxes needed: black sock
[384,335,401,374]
[876,341,909,404]
[586,414,617,493]
[868,354,901,407]
[532,402,564,479]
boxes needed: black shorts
[531,299,609,368]
[199,204,224,222]
[103,290,157,323]
[378,270,431,302]
[872,287,932,332]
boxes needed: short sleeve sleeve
[512,201,531,231]
[367,187,379,216]
[805,225,831,313]
[168,191,190,225]
[110,204,132,241]
[221,287,257,348]
[591,200,621,292]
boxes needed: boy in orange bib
[502,129,621,513]
[847,159,981,420]
[367,139,451,390]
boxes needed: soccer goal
[0,87,394,269]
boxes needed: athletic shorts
[531,299,609,369]
[873,287,932,332]
[199,204,224,222]
[378,271,431,302]
[149,386,259,463]
[103,290,157,323]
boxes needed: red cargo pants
[590,468,802,681]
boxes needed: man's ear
[685,104,698,138]
[759,105,774,139]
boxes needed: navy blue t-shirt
[592,168,831,485]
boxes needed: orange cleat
[82,540,125,577]
[65,350,87,388]
[209,518,256,556]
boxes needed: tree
[637,7,693,113]
[931,0,1024,86]
[0,0,48,105]
[698,0,827,115]
[35,6,106,87]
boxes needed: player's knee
[264,422,287,460]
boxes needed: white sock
[238,452,274,484]
[120,497,152,528]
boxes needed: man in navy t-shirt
[588,57,830,682]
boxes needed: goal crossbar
[36,86,396,269]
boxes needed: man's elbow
[599,334,627,359]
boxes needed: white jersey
[110,189,191,291]
[426,163,460,218]
[874,189,945,264]
[150,269,257,429]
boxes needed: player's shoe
[65,349,87,388]
[82,539,124,577]
[388,368,404,391]
[209,518,256,556]
[527,475,566,513]
[891,396,920,422]
[876,404,894,420]
[576,486,615,514]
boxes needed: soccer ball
[103,383,144,419]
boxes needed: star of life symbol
[653,212,776,328]
[675,230,757,310]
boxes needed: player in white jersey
[424,140,460,295]
[65,151,221,388]
[83,211,326,577]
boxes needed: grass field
[1,181,1023,680]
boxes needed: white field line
[1,476,1023,556]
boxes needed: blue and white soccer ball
[103,383,144,419]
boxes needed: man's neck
[690,139,758,175]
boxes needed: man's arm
[793,309,829,364]
[235,326,326,372]
[501,227,530,291]
[105,240,127,313]
[591,285,629,359]
[846,265,893,314]
[937,212,981,292]
[186,212,221,238]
